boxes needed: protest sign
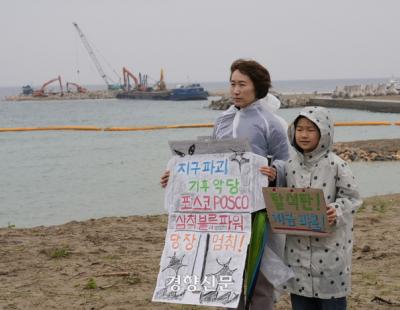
[153,139,268,308]
[263,187,330,237]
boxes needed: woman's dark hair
[230,59,272,99]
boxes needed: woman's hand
[259,166,277,182]
[327,206,337,226]
[160,170,170,188]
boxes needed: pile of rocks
[208,96,233,110]
[333,140,400,162]
[208,93,317,110]
[334,148,400,162]
[278,93,316,108]
[332,83,399,99]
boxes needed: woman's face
[230,69,256,108]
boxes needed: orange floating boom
[104,123,214,131]
[0,126,101,132]
[333,121,391,126]
[1,122,399,132]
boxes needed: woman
[161,59,290,309]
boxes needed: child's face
[295,117,320,153]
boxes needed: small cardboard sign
[263,187,330,237]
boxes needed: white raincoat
[212,95,289,185]
[212,96,293,297]
[283,106,362,299]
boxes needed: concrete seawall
[309,97,400,113]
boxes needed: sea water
[1,81,399,228]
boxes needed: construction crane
[32,76,63,97]
[72,22,120,90]
[66,82,87,93]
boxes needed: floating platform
[116,90,171,100]
[4,91,117,102]
[116,84,208,101]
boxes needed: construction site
[5,22,170,102]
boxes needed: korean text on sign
[176,159,229,176]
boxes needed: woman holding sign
[161,59,291,310]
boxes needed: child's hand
[327,206,337,226]
[160,170,170,188]
[259,166,277,182]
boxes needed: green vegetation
[357,204,366,213]
[372,203,387,213]
[85,278,97,290]
[50,247,70,259]
[127,275,141,285]
[358,195,400,214]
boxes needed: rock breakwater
[333,139,400,162]
[208,93,319,110]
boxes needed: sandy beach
[1,193,399,310]
[1,0,399,307]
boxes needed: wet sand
[1,194,399,309]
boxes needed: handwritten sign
[263,187,330,237]
[153,140,268,308]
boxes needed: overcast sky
[1,0,399,87]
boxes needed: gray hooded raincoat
[283,106,362,299]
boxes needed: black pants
[291,294,346,310]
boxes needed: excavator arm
[33,76,63,97]
[122,67,139,91]
[66,82,87,93]
[154,68,166,91]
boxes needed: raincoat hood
[288,106,334,160]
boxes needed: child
[265,106,362,310]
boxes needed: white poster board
[153,140,268,308]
